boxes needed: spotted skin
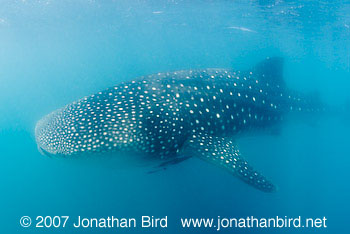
[35,58,318,192]
[181,133,276,192]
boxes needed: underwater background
[1,0,349,233]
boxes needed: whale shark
[35,57,321,192]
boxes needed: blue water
[1,1,350,233]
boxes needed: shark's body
[35,57,320,192]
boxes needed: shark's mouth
[38,146,52,157]
[38,147,70,158]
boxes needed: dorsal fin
[253,57,284,87]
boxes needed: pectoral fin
[181,134,276,192]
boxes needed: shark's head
[34,99,155,169]
[35,95,137,158]
[35,108,77,157]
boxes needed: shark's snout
[37,146,54,157]
[34,101,126,157]
[35,116,56,156]
[34,110,68,157]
